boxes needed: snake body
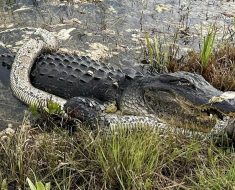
[10,28,66,108]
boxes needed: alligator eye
[177,78,192,86]
[170,78,195,88]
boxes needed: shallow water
[0,0,234,128]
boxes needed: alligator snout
[210,100,235,115]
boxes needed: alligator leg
[64,96,167,127]
[64,97,107,122]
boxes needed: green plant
[190,150,235,189]
[94,127,169,189]
[145,33,169,72]
[44,100,63,115]
[29,104,40,116]
[200,26,216,68]
[0,178,8,190]
[0,122,235,189]
[27,177,51,190]
[29,100,63,116]
[145,32,154,66]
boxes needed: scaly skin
[9,28,168,131]
[6,28,235,136]
[10,28,66,108]
[28,50,235,132]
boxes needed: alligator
[2,28,235,137]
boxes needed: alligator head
[119,71,235,132]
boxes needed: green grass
[0,123,235,189]
[200,25,217,69]
[145,26,217,72]
[144,33,169,72]
[95,128,164,189]
[27,177,51,190]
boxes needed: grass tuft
[200,25,217,69]
[144,33,169,72]
[0,123,235,189]
[27,177,51,190]
[94,128,163,189]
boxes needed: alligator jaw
[150,97,219,132]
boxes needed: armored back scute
[30,52,139,102]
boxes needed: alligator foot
[64,97,102,122]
